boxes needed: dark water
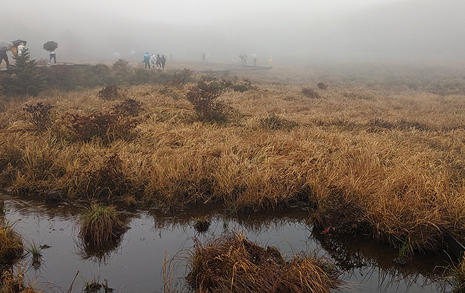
[0,194,452,292]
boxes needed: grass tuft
[25,240,44,270]
[0,266,38,293]
[82,275,114,293]
[192,216,211,233]
[187,232,339,292]
[0,222,23,266]
[258,113,298,130]
[78,204,126,248]
[447,257,465,292]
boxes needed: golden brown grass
[78,204,126,247]
[0,222,23,266]
[0,266,38,293]
[449,257,465,292]
[186,232,339,293]
[1,65,465,254]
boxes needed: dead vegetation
[301,87,322,99]
[187,232,339,293]
[0,222,23,266]
[0,64,465,259]
[0,267,38,293]
[97,85,119,100]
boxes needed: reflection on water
[315,230,451,293]
[74,233,125,265]
[0,194,452,293]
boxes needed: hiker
[11,46,18,56]
[156,54,161,69]
[48,49,57,65]
[17,43,25,56]
[150,54,156,69]
[239,54,247,65]
[231,54,236,64]
[0,49,9,70]
[143,52,151,69]
[269,56,273,67]
[160,55,166,69]
[251,53,257,66]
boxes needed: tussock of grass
[192,216,211,233]
[25,241,45,270]
[0,267,38,293]
[82,276,114,293]
[187,232,339,293]
[0,223,23,265]
[78,204,126,248]
[448,258,465,292]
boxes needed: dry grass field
[1,61,465,258]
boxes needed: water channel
[0,193,453,292]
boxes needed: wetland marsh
[1,60,465,292]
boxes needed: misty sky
[2,0,465,64]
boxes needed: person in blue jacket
[143,52,151,69]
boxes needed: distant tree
[3,48,46,96]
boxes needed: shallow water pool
[0,194,452,292]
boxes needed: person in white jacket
[17,43,25,56]
[150,54,157,69]
[251,53,257,66]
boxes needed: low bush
[164,68,195,87]
[302,87,322,99]
[131,68,151,85]
[112,99,143,117]
[23,102,54,131]
[97,85,119,100]
[232,78,256,92]
[186,80,232,123]
[317,82,328,90]
[41,64,113,91]
[66,112,138,143]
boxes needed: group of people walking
[231,53,272,67]
[143,52,166,70]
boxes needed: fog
[2,0,465,66]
